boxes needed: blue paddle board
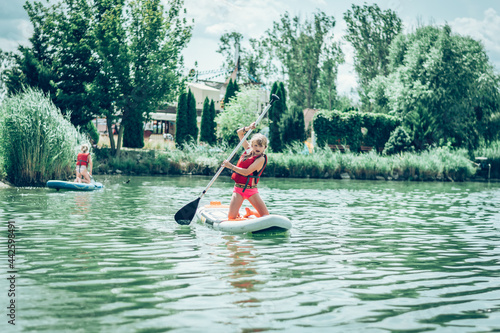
[47,180,104,191]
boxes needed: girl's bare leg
[82,170,91,184]
[228,192,245,219]
[247,193,269,217]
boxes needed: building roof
[187,82,220,92]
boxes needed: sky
[2,0,500,97]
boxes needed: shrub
[383,126,414,155]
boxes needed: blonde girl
[222,122,269,219]
[75,144,93,184]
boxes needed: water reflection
[223,236,261,292]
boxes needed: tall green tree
[368,24,500,150]
[268,81,285,152]
[344,3,402,111]
[217,32,270,84]
[224,78,239,107]
[6,0,192,153]
[281,104,306,146]
[264,11,338,109]
[175,92,188,146]
[317,42,344,110]
[217,32,243,72]
[185,88,198,143]
[200,97,216,145]
[5,0,95,126]
[122,0,192,148]
[89,0,129,152]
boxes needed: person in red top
[75,144,93,184]
[222,122,269,220]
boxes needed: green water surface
[1,176,499,332]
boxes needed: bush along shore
[92,142,500,182]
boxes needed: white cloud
[450,8,500,70]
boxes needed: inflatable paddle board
[47,180,104,191]
[196,201,292,234]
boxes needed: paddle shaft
[199,100,275,199]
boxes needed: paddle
[174,94,280,225]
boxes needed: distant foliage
[264,11,339,109]
[0,88,89,186]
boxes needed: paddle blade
[174,197,201,225]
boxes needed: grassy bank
[91,142,500,182]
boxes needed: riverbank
[91,145,499,182]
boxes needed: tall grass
[0,88,89,186]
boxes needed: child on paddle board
[75,144,93,184]
[222,122,269,220]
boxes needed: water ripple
[1,177,499,332]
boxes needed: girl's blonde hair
[81,144,89,153]
[249,133,268,148]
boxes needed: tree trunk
[116,122,124,155]
[106,116,116,155]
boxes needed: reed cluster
[0,88,89,186]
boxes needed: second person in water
[222,122,269,220]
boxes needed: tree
[217,32,270,84]
[88,0,129,152]
[6,0,193,153]
[269,82,285,152]
[344,3,403,111]
[200,97,217,145]
[264,11,338,109]
[217,32,243,71]
[185,88,198,143]
[175,92,188,146]
[6,0,97,126]
[121,0,192,149]
[317,42,345,110]
[224,78,239,107]
[0,51,15,103]
[281,104,306,146]
[217,87,265,145]
[369,24,500,150]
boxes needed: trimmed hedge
[313,110,400,151]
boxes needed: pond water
[1,175,499,332]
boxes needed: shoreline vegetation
[0,141,499,188]
[89,141,500,183]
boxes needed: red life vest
[76,153,89,166]
[231,152,267,191]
